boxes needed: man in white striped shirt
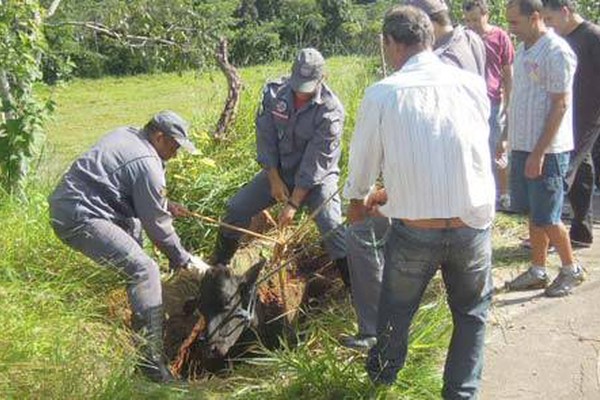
[343,5,495,397]
[340,0,488,353]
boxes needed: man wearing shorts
[504,0,583,297]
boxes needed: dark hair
[507,0,544,16]
[463,0,489,14]
[383,5,435,47]
[429,10,452,26]
[541,0,577,11]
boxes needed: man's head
[506,0,546,43]
[541,0,579,36]
[145,110,196,161]
[289,48,325,97]
[404,0,452,28]
[382,5,434,70]
[463,0,490,35]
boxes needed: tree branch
[45,21,183,49]
[47,0,63,18]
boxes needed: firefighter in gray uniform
[48,110,207,383]
[212,48,349,285]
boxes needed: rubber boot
[334,257,351,289]
[212,231,240,267]
[131,305,174,383]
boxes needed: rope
[188,211,283,245]
[170,314,207,378]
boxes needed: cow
[162,259,267,377]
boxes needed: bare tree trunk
[213,38,242,141]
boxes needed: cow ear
[243,258,266,287]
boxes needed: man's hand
[278,204,297,228]
[267,168,290,202]
[347,199,369,224]
[168,201,191,218]
[525,152,545,179]
[186,255,211,274]
[365,188,387,215]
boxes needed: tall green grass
[0,186,452,398]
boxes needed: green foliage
[35,0,600,82]
[43,0,238,79]
[0,0,53,196]
[231,22,284,65]
[40,0,399,80]
[578,0,600,23]
[234,295,450,399]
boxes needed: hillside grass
[0,56,479,399]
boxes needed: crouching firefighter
[212,48,350,286]
[49,111,209,383]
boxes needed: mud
[106,236,344,379]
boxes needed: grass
[0,186,452,398]
[1,56,531,399]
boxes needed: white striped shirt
[343,51,495,229]
[508,30,577,153]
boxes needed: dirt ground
[481,197,600,399]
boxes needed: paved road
[481,198,600,399]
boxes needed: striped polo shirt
[508,30,577,153]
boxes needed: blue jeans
[366,219,493,400]
[346,217,390,337]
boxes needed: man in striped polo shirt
[504,0,584,297]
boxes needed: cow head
[183,259,265,359]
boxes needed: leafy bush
[231,22,284,65]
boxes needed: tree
[0,0,53,197]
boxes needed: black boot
[212,231,240,267]
[334,257,351,289]
[132,306,174,383]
